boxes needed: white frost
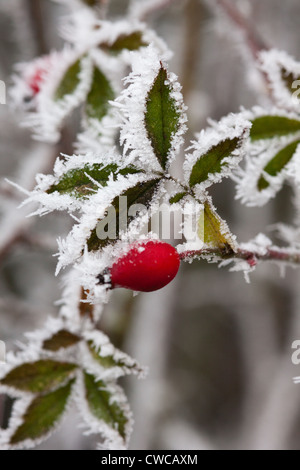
[115,45,187,172]
[184,112,251,195]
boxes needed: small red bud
[109,240,180,292]
[28,69,45,95]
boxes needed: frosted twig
[181,0,204,102]
[26,0,48,55]
[215,0,268,61]
[180,246,300,267]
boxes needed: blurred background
[1,0,300,450]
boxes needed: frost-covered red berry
[109,240,180,292]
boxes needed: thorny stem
[180,246,300,267]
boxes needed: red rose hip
[109,240,180,292]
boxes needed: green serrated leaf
[47,164,141,198]
[10,379,74,445]
[84,372,127,440]
[87,178,161,252]
[198,201,235,251]
[86,67,115,122]
[43,330,81,352]
[145,67,181,170]
[250,116,300,141]
[88,341,138,371]
[101,31,148,54]
[169,192,187,204]
[189,137,240,187]
[54,59,82,101]
[258,139,300,190]
[1,360,77,393]
[88,342,124,369]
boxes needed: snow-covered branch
[180,245,300,267]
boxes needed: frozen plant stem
[216,0,267,61]
[26,0,48,55]
[180,246,300,267]
[213,0,274,99]
[181,0,204,101]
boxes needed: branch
[215,0,268,61]
[129,0,181,21]
[79,288,95,322]
[181,0,205,101]
[180,246,300,267]
[26,0,48,55]
[212,0,277,98]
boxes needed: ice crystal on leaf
[259,49,300,113]
[115,45,187,172]
[233,107,300,206]
[0,271,141,450]
[184,113,251,196]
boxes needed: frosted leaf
[0,361,77,394]
[115,45,187,172]
[59,11,169,63]
[23,49,94,143]
[198,198,238,252]
[234,107,300,206]
[74,372,133,450]
[22,152,143,215]
[184,113,251,194]
[0,320,80,394]
[169,192,188,205]
[259,49,300,112]
[80,330,146,380]
[0,319,78,450]
[144,66,187,169]
[0,381,75,450]
[63,194,164,301]
[55,172,158,272]
[0,269,138,450]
